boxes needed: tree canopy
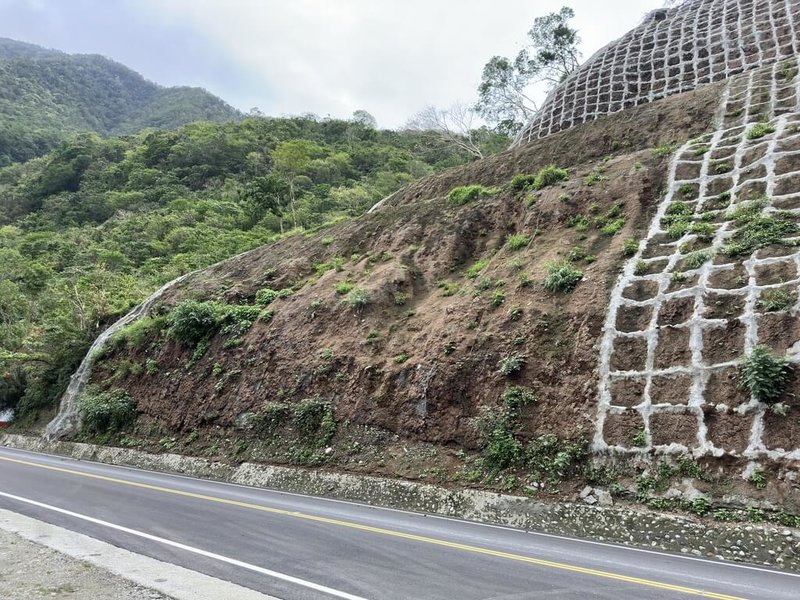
[476,6,581,134]
[0,114,475,418]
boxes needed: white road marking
[0,508,278,600]
[0,490,368,600]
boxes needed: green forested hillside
[0,37,241,165]
[0,114,499,420]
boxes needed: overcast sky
[0,0,666,128]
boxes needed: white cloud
[137,0,665,127]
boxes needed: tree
[271,140,324,229]
[476,6,581,134]
[406,103,486,160]
[351,110,377,129]
[242,174,291,231]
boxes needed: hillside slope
[0,37,240,165]
[72,78,793,510]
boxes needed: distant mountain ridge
[0,37,241,165]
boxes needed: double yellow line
[0,454,746,599]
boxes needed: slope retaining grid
[596,56,800,469]
[514,0,800,146]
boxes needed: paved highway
[0,446,797,599]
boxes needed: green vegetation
[739,345,791,405]
[0,109,475,420]
[622,238,639,257]
[632,430,647,447]
[498,353,526,376]
[688,221,716,242]
[584,170,608,186]
[747,121,776,140]
[168,300,222,346]
[292,396,335,442]
[683,249,713,270]
[393,292,410,306]
[721,201,797,256]
[490,290,506,307]
[0,38,241,166]
[652,142,677,159]
[80,387,136,437]
[529,165,568,190]
[465,259,490,279]
[505,233,530,251]
[758,288,794,312]
[447,184,497,205]
[543,260,583,292]
[342,287,370,310]
[593,203,625,236]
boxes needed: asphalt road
[0,446,797,600]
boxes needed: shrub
[505,234,530,251]
[510,174,537,191]
[688,221,716,242]
[498,353,526,376]
[168,300,222,346]
[334,280,355,295]
[80,388,136,436]
[652,142,677,158]
[683,249,713,270]
[251,402,291,435]
[490,290,506,307]
[437,280,460,296]
[474,409,522,470]
[448,185,495,205]
[293,396,331,437]
[112,316,167,349]
[502,386,536,419]
[465,259,489,279]
[393,292,410,306]
[255,288,279,306]
[600,218,625,236]
[543,260,583,293]
[343,287,370,309]
[622,238,639,257]
[740,345,792,404]
[667,220,690,240]
[633,260,648,276]
[394,352,409,364]
[747,121,776,140]
[220,304,261,339]
[722,209,797,257]
[758,288,794,312]
[632,429,647,447]
[532,165,568,190]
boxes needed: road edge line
[0,506,279,600]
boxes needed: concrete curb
[2,433,798,571]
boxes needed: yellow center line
[0,454,746,600]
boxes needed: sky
[0,0,667,128]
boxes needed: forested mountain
[0,114,488,419]
[0,37,241,165]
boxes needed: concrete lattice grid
[596,56,800,463]
[512,0,800,147]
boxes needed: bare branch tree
[405,102,485,160]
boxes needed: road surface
[0,445,797,599]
